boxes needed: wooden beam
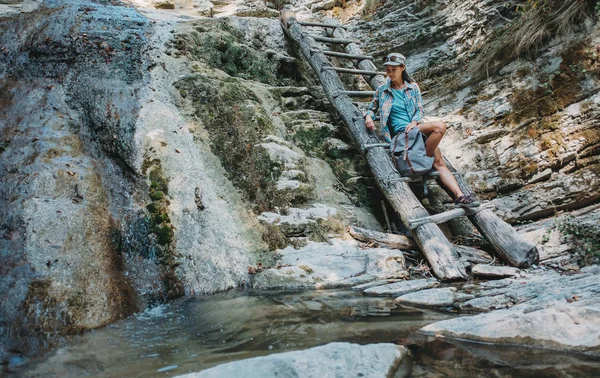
[408,207,482,230]
[323,67,385,75]
[298,21,347,29]
[282,11,467,281]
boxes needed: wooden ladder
[280,11,539,280]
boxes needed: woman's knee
[434,121,446,134]
[433,158,447,170]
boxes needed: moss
[299,265,313,274]
[175,76,281,212]
[149,190,164,201]
[155,224,174,245]
[292,127,332,156]
[155,2,175,9]
[558,215,600,266]
[173,23,279,85]
[262,225,288,251]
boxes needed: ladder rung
[386,171,463,184]
[408,207,482,230]
[339,90,376,97]
[362,143,389,151]
[323,67,385,75]
[317,50,373,60]
[313,36,356,44]
[298,21,347,29]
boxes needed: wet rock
[421,302,600,355]
[395,287,470,307]
[176,342,411,378]
[257,204,338,236]
[362,278,439,297]
[471,265,519,278]
[252,239,408,290]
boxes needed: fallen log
[282,11,467,280]
[348,226,493,264]
[348,226,415,250]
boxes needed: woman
[364,52,479,207]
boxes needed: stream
[11,289,600,377]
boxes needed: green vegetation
[175,76,283,212]
[155,1,175,9]
[172,23,279,85]
[470,0,594,81]
[558,216,600,266]
[142,157,182,298]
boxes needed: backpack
[390,128,434,177]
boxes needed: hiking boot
[454,195,481,208]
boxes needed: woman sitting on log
[364,52,479,208]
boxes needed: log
[323,17,539,269]
[446,158,539,268]
[282,12,467,280]
[348,226,493,265]
[348,226,415,250]
[453,245,494,264]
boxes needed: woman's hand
[405,121,418,133]
[365,115,375,130]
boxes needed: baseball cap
[383,53,406,66]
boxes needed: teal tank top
[389,88,412,135]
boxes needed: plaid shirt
[364,79,425,143]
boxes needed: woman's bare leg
[432,148,464,199]
[416,120,446,157]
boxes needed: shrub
[558,216,600,266]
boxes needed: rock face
[175,342,412,378]
[0,0,152,361]
[349,0,600,223]
[252,239,407,290]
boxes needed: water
[10,289,600,377]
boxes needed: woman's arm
[364,87,380,130]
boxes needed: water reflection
[11,289,600,378]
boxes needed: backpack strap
[391,132,401,170]
[404,130,417,175]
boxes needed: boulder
[252,239,408,289]
[175,342,412,378]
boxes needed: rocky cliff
[1,0,599,368]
